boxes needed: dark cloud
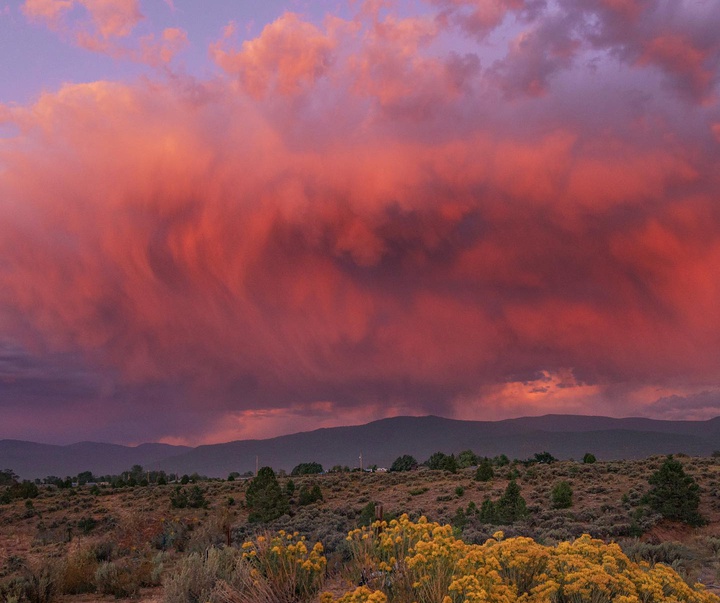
[648,391,720,420]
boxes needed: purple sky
[1,0,720,446]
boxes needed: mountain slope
[0,440,190,479]
[4,414,720,479]
[152,415,720,477]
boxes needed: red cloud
[2,6,720,443]
[638,33,717,102]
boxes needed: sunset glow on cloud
[1,0,720,445]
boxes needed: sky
[0,0,720,446]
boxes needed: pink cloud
[138,27,188,66]
[638,33,717,102]
[2,5,720,443]
[20,0,189,66]
[567,0,720,103]
[211,12,337,97]
[23,0,142,39]
[22,0,73,23]
[432,0,537,39]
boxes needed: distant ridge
[0,440,190,479]
[3,414,720,479]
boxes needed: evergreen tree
[187,485,208,509]
[551,481,573,509]
[496,480,528,523]
[493,454,510,467]
[425,452,458,473]
[290,462,324,476]
[452,507,467,530]
[646,455,704,526]
[457,450,479,468]
[582,452,596,464]
[170,486,188,508]
[298,483,323,505]
[0,469,18,486]
[475,459,494,482]
[246,467,289,523]
[479,498,498,523]
[533,451,557,464]
[390,455,418,472]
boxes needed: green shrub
[646,455,705,526]
[496,480,528,523]
[357,501,376,527]
[532,451,557,464]
[583,452,597,464]
[551,481,573,509]
[291,462,324,476]
[298,483,323,506]
[475,459,494,482]
[457,450,479,468]
[479,499,497,523]
[425,452,458,473]
[390,455,418,472]
[187,485,208,509]
[170,486,189,508]
[171,485,208,509]
[246,467,289,523]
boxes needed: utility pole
[359,451,363,472]
[255,455,259,476]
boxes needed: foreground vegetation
[166,516,720,603]
[2,454,720,601]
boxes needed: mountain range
[3,414,720,479]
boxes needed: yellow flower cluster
[322,515,719,603]
[240,529,326,599]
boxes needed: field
[2,454,720,602]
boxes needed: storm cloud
[1,0,720,443]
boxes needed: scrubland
[2,454,720,602]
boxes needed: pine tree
[646,455,705,526]
[390,455,418,472]
[246,467,289,523]
[496,480,528,523]
[298,483,323,505]
[457,450,479,468]
[425,452,458,473]
[479,498,498,523]
[475,459,494,482]
[551,481,573,509]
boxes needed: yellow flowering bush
[241,530,326,601]
[326,515,719,603]
[163,531,326,603]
